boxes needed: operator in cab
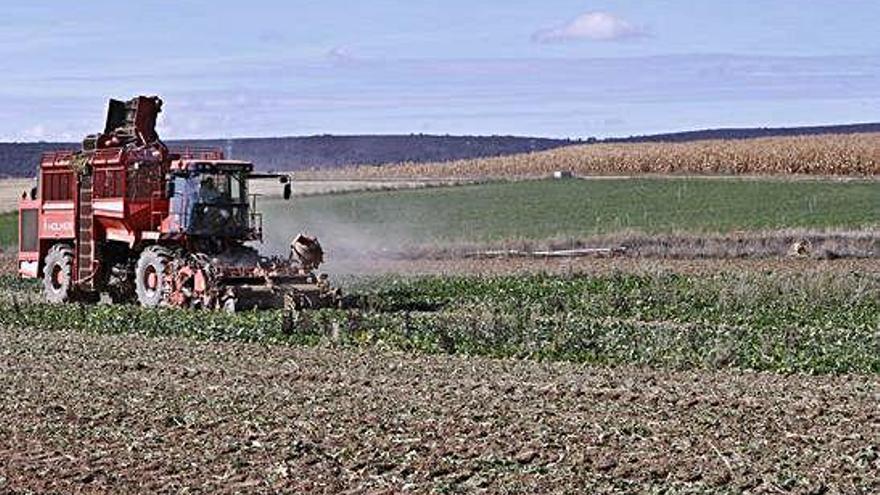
[199,176,222,203]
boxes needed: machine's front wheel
[135,245,173,307]
[42,244,74,304]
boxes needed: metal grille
[19,209,38,252]
[42,171,73,201]
[94,168,124,198]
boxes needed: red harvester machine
[18,96,339,311]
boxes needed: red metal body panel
[40,209,75,238]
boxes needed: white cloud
[533,12,646,43]
[326,46,357,65]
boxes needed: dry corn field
[301,133,880,179]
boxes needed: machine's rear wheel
[135,245,173,307]
[42,244,74,304]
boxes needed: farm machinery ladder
[76,173,96,290]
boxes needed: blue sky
[1,0,879,140]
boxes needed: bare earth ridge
[1,327,878,494]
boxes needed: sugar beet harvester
[18,96,340,311]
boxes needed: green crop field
[0,212,17,247]
[2,269,879,374]
[266,178,880,246]
[2,178,876,251]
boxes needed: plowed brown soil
[1,327,878,494]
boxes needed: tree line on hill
[0,135,574,178]
[1,123,878,177]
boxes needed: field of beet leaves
[2,267,879,374]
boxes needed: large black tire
[135,245,173,307]
[42,244,74,304]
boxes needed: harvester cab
[17,96,339,312]
[166,159,257,239]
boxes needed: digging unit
[18,96,339,311]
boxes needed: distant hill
[1,123,879,177]
[0,135,574,178]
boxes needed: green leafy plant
[1,271,878,374]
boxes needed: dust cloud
[257,198,421,275]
